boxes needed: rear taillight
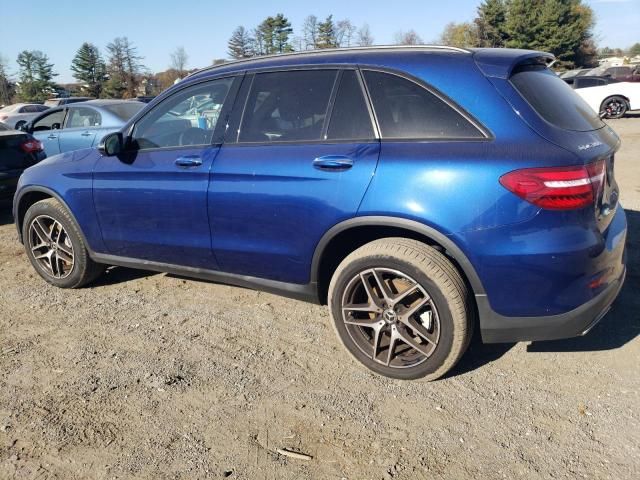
[20,139,44,154]
[499,160,605,210]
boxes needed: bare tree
[394,30,424,45]
[357,24,374,46]
[170,46,189,76]
[336,19,357,47]
[302,15,319,49]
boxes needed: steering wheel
[178,127,208,146]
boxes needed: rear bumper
[479,265,626,343]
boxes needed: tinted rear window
[103,102,145,121]
[363,71,484,139]
[327,71,374,140]
[510,65,604,131]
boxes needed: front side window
[32,109,65,131]
[239,70,337,143]
[66,107,102,128]
[363,70,483,139]
[133,77,234,149]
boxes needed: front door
[31,108,66,156]
[58,106,100,152]
[210,69,380,284]
[93,76,239,268]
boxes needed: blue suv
[13,46,627,380]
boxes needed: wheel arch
[600,94,631,110]
[311,216,485,305]
[14,187,87,246]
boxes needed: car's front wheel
[600,96,628,119]
[22,198,104,288]
[328,238,473,381]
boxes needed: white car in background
[0,103,50,129]
[574,81,640,119]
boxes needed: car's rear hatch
[473,49,621,232]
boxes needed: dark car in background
[44,97,94,108]
[586,64,640,82]
[0,123,45,201]
[564,75,620,89]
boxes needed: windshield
[510,65,604,132]
[103,102,145,121]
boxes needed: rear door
[58,106,101,152]
[209,69,380,284]
[30,108,66,155]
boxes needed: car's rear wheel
[600,96,628,119]
[328,238,473,381]
[22,198,104,288]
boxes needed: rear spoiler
[471,48,555,79]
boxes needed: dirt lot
[1,117,639,480]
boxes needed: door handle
[81,131,93,137]
[313,155,353,171]
[47,134,58,140]
[175,156,203,167]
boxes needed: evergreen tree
[254,14,293,55]
[228,26,254,59]
[475,0,508,47]
[628,42,640,57]
[317,15,337,49]
[16,50,57,102]
[104,37,144,99]
[70,42,107,98]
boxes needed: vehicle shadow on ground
[528,209,640,353]
[92,266,159,286]
[450,209,639,376]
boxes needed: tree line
[0,38,190,104]
[228,14,374,58]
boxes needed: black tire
[22,198,104,288]
[600,96,628,119]
[328,238,473,381]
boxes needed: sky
[1,0,639,83]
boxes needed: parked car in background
[559,68,591,79]
[574,80,640,118]
[44,97,94,108]
[0,103,49,130]
[564,76,620,89]
[12,47,626,381]
[585,65,640,82]
[129,96,156,103]
[0,122,46,201]
[22,99,145,156]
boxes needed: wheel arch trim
[310,216,486,296]
[14,186,90,248]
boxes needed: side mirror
[99,132,124,156]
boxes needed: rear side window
[103,102,144,121]
[326,71,374,140]
[363,70,483,139]
[510,65,604,131]
[239,70,337,143]
[66,107,101,128]
[575,78,605,89]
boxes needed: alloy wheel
[340,268,440,369]
[28,215,75,279]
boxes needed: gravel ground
[0,117,639,480]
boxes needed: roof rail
[186,44,471,78]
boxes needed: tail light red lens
[20,139,44,154]
[499,160,606,210]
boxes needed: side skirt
[90,252,321,304]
